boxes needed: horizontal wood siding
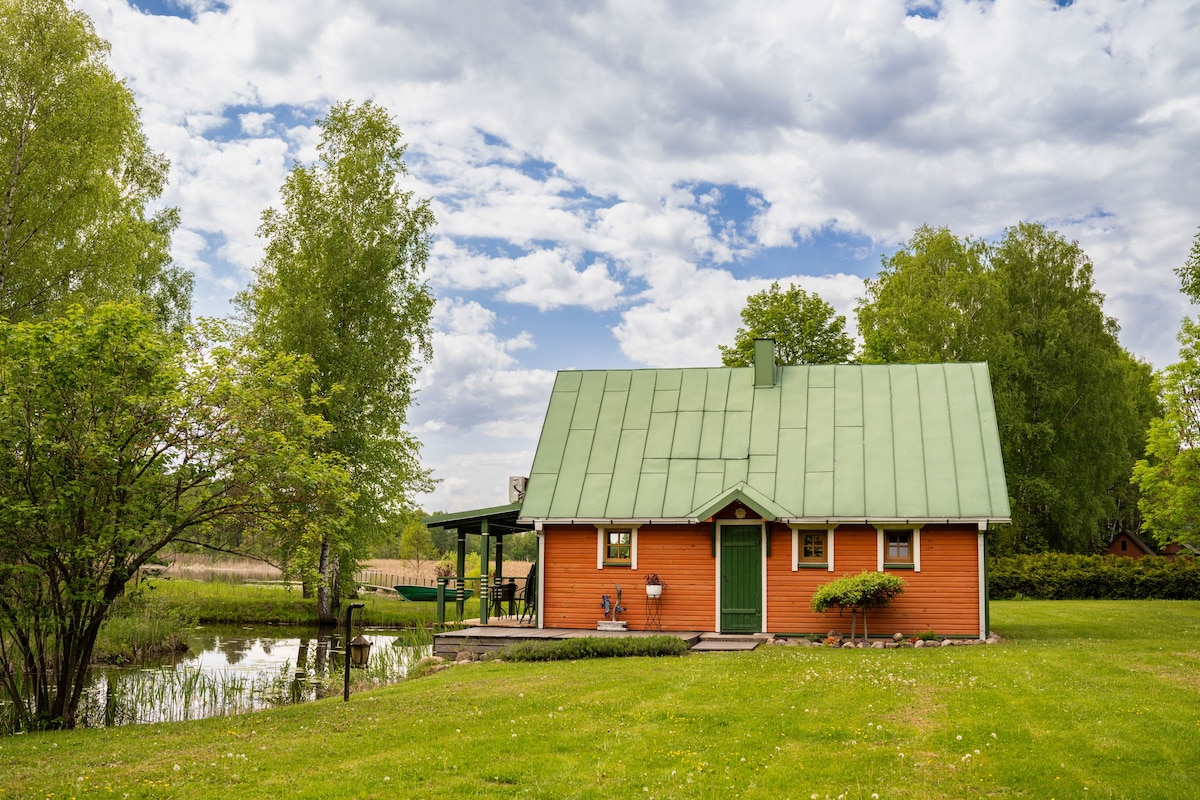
[542,522,981,636]
[766,524,982,637]
[542,525,716,631]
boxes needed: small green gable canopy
[518,361,1010,525]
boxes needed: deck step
[690,638,762,652]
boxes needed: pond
[75,626,426,729]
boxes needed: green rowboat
[393,584,473,602]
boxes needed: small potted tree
[645,573,663,598]
[810,571,906,644]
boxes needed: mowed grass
[142,578,479,628]
[2,601,1198,799]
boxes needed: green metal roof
[519,362,1010,523]
[423,503,532,536]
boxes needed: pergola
[422,502,535,624]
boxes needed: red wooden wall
[540,521,983,637]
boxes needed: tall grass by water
[43,628,436,732]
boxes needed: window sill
[884,563,915,570]
[602,561,632,568]
[796,562,829,569]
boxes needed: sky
[74,0,1200,513]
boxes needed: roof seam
[944,364,961,518]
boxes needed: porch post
[495,536,504,584]
[480,519,491,624]
[456,529,466,619]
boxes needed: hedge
[495,635,690,661]
[989,553,1200,600]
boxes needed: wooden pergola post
[456,529,466,619]
[480,518,490,624]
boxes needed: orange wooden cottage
[517,341,1011,640]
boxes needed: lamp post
[343,602,365,702]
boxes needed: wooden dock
[434,626,705,657]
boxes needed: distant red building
[1106,530,1156,559]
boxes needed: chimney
[753,338,776,387]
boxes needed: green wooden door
[720,525,762,633]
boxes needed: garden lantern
[349,634,372,667]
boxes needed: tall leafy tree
[0,303,349,730]
[238,101,436,624]
[720,281,854,366]
[987,223,1153,553]
[397,516,438,575]
[0,0,190,326]
[1132,227,1200,547]
[858,222,1155,553]
[1132,318,1200,547]
[856,225,990,364]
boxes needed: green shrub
[989,553,1200,600]
[496,635,689,662]
[810,571,906,614]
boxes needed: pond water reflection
[78,627,420,728]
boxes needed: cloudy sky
[77,0,1200,512]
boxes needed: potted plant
[645,573,663,598]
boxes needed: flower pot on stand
[646,584,662,599]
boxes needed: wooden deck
[434,625,706,657]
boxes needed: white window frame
[596,525,639,570]
[789,525,835,572]
[876,526,921,572]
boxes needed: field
[1,600,1197,799]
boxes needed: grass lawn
[2,600,1198,799]
[143,578,480,628]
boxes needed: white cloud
[430,241,624,311]
[238,112,274,136]
[412,298,556,510]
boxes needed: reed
[92,590,194,663]
[69,635,427,729]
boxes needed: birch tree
[239,101,435,624]
[0,0,190,327]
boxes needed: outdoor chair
[517,563,537,624]
[489,578,516,618]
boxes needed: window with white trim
[877,527,920,571]
[791,526,835,571]
[596,526,639,569]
